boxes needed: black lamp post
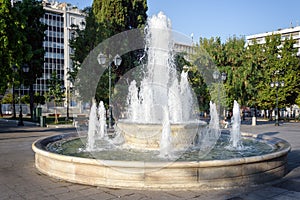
[65,70,70,121]
[213,71,227,120]
[97,53,122,129]
[12,64,29,126]
[11,65,17,119]
[270,81,284,126]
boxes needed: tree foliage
[0,0,25,95]
[194,34,300,114]
[46,72,65,104]
[15,0,46,119]
[70,0,147,105]
[46,72,64,123]
[0,0,46,120]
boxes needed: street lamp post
[12,64,29,126]
[97,53,122,129]
[65,71,70,121]
[270,81,284,126]
[213,71,227,120]
[11,65,17,119]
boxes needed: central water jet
[116,12,205,154]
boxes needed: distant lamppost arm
[97,53,122,129]
[270,80,284,126]
[213,71,227,122]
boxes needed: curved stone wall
[32,133,290,190]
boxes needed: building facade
[246,25,300,56]
[38,0,85,95]
[12,1,85,96]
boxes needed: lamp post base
[275,115,279,126]
[17,105,24,126]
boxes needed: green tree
[242,39,263,107]
[245,35,300,118]
[47,72,64,123]
[71,0,148,106]
[2,93,13,104]
[15,0,46,120]
[221,36,246,109]
[196,36,246,112]
[0,0,25,96]
[0,0,46,119]
[279,37,300,108]
[92,0,147,33]
[93,0,147,106]
[255,34,282,113]
[69,7,107,83]
[34,93,45,105]
[0,0,28,117]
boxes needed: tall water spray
[196,101,221,154]
[87,102,98,151]
[230,100,243,149]
[98,101,107,139]
[87,101,107,151]
[159,106,172,157]
[126,12,195,124]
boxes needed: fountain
[230,100,243,149]
[32,12,290,190]
[116,12,204,153]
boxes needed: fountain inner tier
[116,120,206,150]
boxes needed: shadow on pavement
[287,149,300,172]
[257,131,280,136]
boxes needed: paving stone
[141,191,185,200]
[78,187,103,196]
[2,194,25,200]
[43,186,71,195]
[54,191,90,200]
[275,179,300,192]
[17,189,52,200]
[253,186,288,198]
[272,191,300,200]
[87,192,126,200]
[238,192,267,200]
[101,188,141,198]
[1,120,300,200]
[67,184,91,191]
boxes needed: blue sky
[69,0,300,42]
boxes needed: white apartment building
[12,0,85,96]
[38,0,85,95]
[246,26,300,117]
[246,26,300,56]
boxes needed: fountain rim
[32,132,291,168]
[116,119,207,126]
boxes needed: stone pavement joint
[1,119,300,200]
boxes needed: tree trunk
[12,84,16,119]
[54,100,58,124]
[29,84,34,121]
[0,102,2,117]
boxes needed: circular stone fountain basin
[116,120,207,150]
[32,132,290,190]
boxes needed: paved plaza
[0,119,300,200]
